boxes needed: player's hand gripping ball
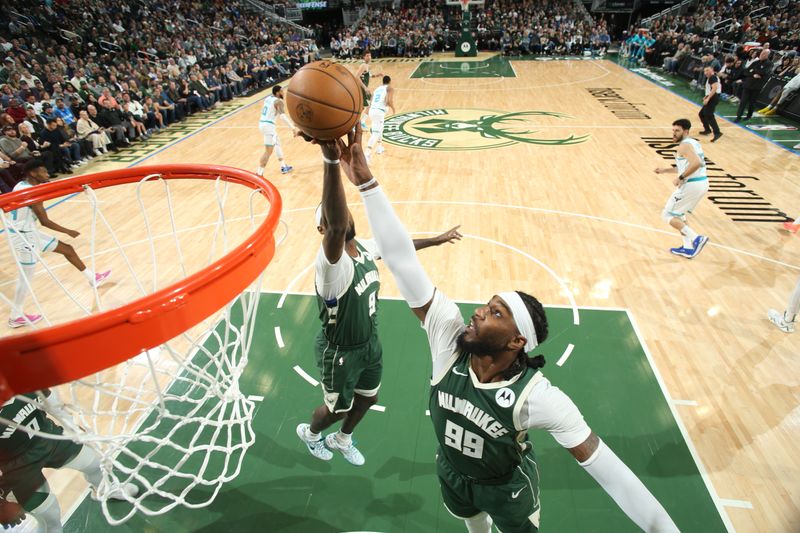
[286,61,363,140]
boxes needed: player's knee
[660,209,674,224]
[464,511,493,533]
[355,393,378,409]
[28,492,62,530]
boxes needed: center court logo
[382,109,590,151]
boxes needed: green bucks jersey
[0,394,61,461]
[430,352,542,480]
[360,65,370,88]
[317,240,380,347]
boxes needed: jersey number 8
[444,419,484,459]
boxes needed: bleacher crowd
[329,0,611,58]
[627,0,799,119]
[0,0,319,192]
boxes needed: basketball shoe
[296,424,333,460]
[768,309,796,333]
[8,313,42,328]
[782,221,799,233]
[93,270,112,287]
[670,247,693,258]
[689,236,709,258]
[325,432,365,466]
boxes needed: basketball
[285,61,362,140]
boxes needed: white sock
[81,269,95,283]
[786,278,800,322]
[305,427,321,441]
[464,512,493,533]
[335,430,352,446]
[680,226,698,248]
[65,445,103,486]
[11,265,36,318]
[28,492,63,533]
[256,167,264,176]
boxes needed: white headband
[315,204,323,226]
[498,291,538,352]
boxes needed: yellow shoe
[757,107,770,114]
[764,108,777,116]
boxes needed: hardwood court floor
[3,56,799,532]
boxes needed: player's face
[672,125,687,142]
[457,295,522,355]
[29,166,49,184]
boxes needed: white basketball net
[0,173,281,525]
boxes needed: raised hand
[435,225,463,245]
[335,122,372,187]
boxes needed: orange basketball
[285,61,362,140]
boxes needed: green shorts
[315,332,382,414]
[436,449,541,532]
[0,437,82,510]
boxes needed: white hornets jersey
[370,85,388,113]
[675,138,706,180]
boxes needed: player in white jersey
[364,76,395,164]
[654,119,710,259]
[257,85,298,176]
[4,160,111,329]
[768,277,799,333]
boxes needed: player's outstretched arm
[337,124,435,322]
[570,434,679,532]
[31,203,79,238]
[318,140,349,265]
[412,225,462,251]
[527,383,679,532]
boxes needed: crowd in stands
[628,0,799,107]
[329,0,611,59]
[0,0,320,192]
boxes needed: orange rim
[0,164,282,403]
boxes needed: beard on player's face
[456,328,508,355]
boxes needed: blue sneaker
[281,165,293,174]
[670,246,693,258]
[690,235,709,258]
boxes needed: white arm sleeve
[581,440,679,533]
[358,238,381,260]
[422,289,466,384]
[314,244,354,301]
[518,377,592,446]
[359,186,434,308]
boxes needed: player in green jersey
[0,391,137,532]
[321,125,678,532]
[355,52,374,129]
[296,135,462,466]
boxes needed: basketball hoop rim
[0,164,282,403]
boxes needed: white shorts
[368,110,385,137]
[259,123,280,147]
[10,230,58,266]
[663,178,709,221]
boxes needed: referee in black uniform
[699,66,723,142]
